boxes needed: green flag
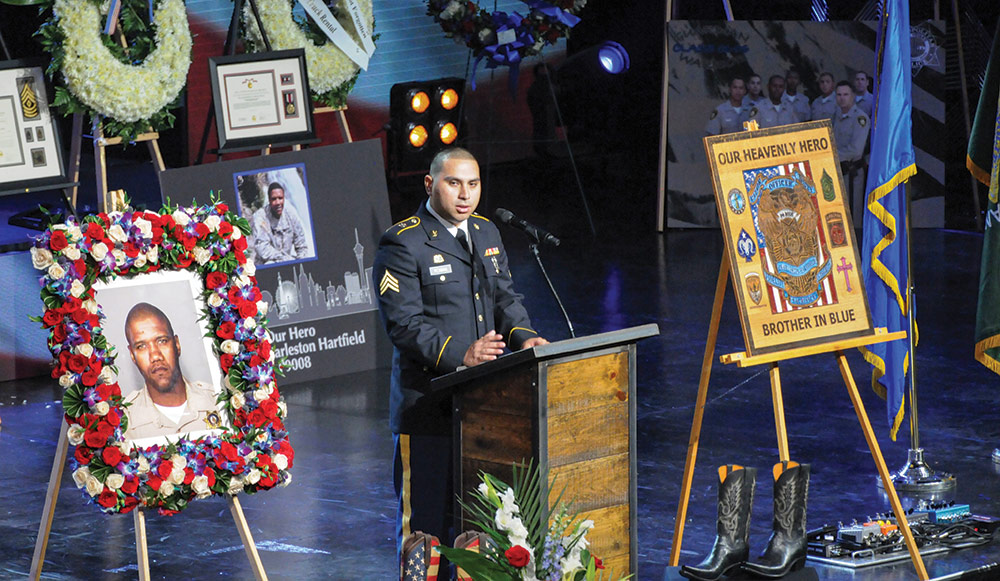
[968,23,1000,186]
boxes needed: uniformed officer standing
[781,70,811,122]
[742,74,766,107]
[853,71,874,118]
[751,75,798,128]
[810,72,837,121]
[374,147,548,555]
[833,81,870,216]
[706,77,750,135]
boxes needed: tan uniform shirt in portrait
[124,379,222,441]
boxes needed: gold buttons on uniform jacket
[478,315,484,322]
[440,275,446,281]
[475,293,480,300]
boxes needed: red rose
[249,355,263,368]
[249,409,267,427]
[85,222,105,241]
[84,428,109,448]
[105,410,121,427]
[52,325,67,343]
[160,215,176,230]
[206,271,228,289]
[151,226,164,243]
[102,446,123,466]
[121,497,140,513]
[216,203,229,213]
[49,230,68,251]
[259,399,278,419]
[67,354,88,373]
[42,310,62,327]
[183,468,195,485]
[228,286,243,302]
[505,546,530,568]
[77,328,92,345]
[80,368,99,386]
[239,301,257,319]
[218,222,233,237]
[233,237,248,252]
[176,253,193,268]
[235,249,246,264]
[96,383,112,401]
[157,461,174,479]
[204,466,216,488]
[219,441,241,462]
[124,242,139,258]
[193,223,209,239]
[216,321,236,339]
[71,309,89,324]
[219,353,234,371]
[181,235,197,250]
[97,489,118,508]
[594,556,604,570]
[121,477,138,495]
[148,475,163,491]
[259,341,271,360]
[74,446,94,464]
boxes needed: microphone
[494,208,561,246]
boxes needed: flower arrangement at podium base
[438,464,627,581]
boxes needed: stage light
[597,41,630,74]
[438,121,458,145]
[439,88,459,110]
[410,90,430,114]
[389,78,466,175]
[408,124,429,148]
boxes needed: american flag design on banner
[400,533,440,581]
[743,161,838,314]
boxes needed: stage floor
[1,229,998,579]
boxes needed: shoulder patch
[389,216,421,235]
[710,110,718,120]
[858,116,867,127]
[470,214,491,222]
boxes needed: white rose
[277,401,287,418]
[134,217,152,238]
[159,481,175,496]
[93,401,110,416]
[90,242,109,261]
[84,298,99,314]
[146,246,158,264]
[31,247,54,269]
[246,469,261,485]
[256,301,268,316]
[172,209,191,226]
[278,472,292,487]
[244,260,255,277]
[193,246,212,265]
[67,225,82,240]
[112,249,126,266]
[75,343,93,358]
[85,475,103,497]
[133,254,146,268]
[68,424,86,446]
[107,224,127,243]
[136,455,150,474]
[208,292,224,308]
[47,263,66,280]
[59,373,76,388]
[63,245,82,261]
[253,388,269,403]
[231,227,242,240]
[171,455,187,470]
[70,279,86,298]
[235,274,252,288]
[72,466,91,488]
[221,340,240,354]
[227,477,244,495]
[205,215,221,232]
[169,467,185,485]
[273,454,288,471]
[243,317,256,330]
[106,473,125,489]
[192,474,212,498]
[230,391,245,410]
[99,366,116,384]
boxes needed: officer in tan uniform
[706,77,750,135]
[781,70,811,122]
[833,81,870,216]
[810,72,837,121]
[751,75,798,128]
[122,303,223,441]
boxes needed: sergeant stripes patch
[380,271,400,294]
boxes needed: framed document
[0,58,74,196]
[704,120,875,356]
[209,49,318,153]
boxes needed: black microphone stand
[529,243,575,338]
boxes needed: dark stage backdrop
[159,140,392,385]
[666,20,945,228]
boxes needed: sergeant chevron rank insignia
[379,271,400,295]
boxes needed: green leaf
[435,547,514,580]
[62,383,88,417]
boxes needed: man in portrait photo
[123,302,223,441]
[251,182,308,264]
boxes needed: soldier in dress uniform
[781,70,811,122]
[810,72,837,121]
[374,147,548,556]
[853,71,873,118]
[742,74,766,107]
[706,77,750,135]
[834,81,870,216]
[750,75,798,128]
[122,303,223,441]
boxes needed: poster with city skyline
[159,140,393,385]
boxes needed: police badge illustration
[744,272,763,306]
[744,162,837,314]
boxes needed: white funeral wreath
[53,0,192,124]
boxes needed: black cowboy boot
[742,461,811,579]
[680,465,757,581]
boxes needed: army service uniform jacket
[374,204,539,435]
[124,379,222,441]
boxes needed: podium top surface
[431,323,660,390]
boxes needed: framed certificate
[209,49,318,153]
[0,58,74,196]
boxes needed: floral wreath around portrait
[30,198,293,515]
[241,0,376,109]
[426,0,586,81]
[36,0,192,142]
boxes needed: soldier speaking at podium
[374,147,548,552]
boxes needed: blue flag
[859,0,916,441]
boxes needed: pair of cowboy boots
[400,530,496,581]
[680,461,811,580]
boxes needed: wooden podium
[432,324,659,575]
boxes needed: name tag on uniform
[429,264,452,276]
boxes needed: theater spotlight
[388,78,466,175]
[597,41,630,75]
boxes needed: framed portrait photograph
[209,49,317,153]
[0,58,74,195]
[93,270,227,449]
[233,162,318,269]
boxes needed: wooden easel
[667,251,930,580]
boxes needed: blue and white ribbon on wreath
[525,0,581,27]
[471,11,533,96]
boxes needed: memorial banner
[704,120,874,355]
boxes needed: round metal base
[993,448,1000,464]
[876,448,956,493]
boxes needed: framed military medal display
[0,59,72,196]
[209,49,317,152]
[704,120,875,355]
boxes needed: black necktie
[455,229,472,258]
